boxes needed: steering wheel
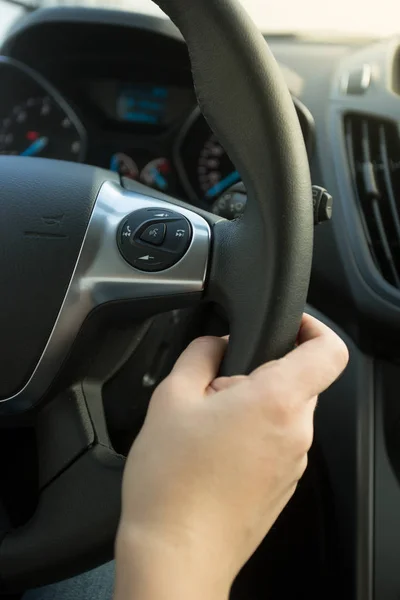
[0,0,312,590]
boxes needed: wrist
[114,522,231,600]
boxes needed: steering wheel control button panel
[140,223,166,246]
[118,208,192,272]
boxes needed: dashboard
[3,6,400,337]
[0,32,313,211]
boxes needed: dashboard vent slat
[344,114,400,288]
[379,126,400,243]
[371,198,400,287]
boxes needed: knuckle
[250,374,299,427]
[252,362,290,399]
[328,332,349,372]
[299,454,309,476]
[291,424,314,457]
[155,373,185,402]
[287,481,300,500]
[294,455,309,482]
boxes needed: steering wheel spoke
[0,172,210,415]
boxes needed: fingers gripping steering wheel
[0,0,313,590]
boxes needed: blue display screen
[117,84,168,125]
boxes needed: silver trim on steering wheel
[0,181,211,414]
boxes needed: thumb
[171,336,228,393]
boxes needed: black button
[140,223,166,246]
[145,209,174,219]
[120,220,134,242]
[133,251,165,270]
[163,219,191,253]
[119,243,169,272]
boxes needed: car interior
[0,1,399,599]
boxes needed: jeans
[23,562,115,600]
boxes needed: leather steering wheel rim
[0,0,313,590]
[156,0,313,374]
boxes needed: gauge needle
[150,167,168,190]
[205,170,241,200]
[21,136,49,157]
[110,155,119,172]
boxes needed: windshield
[1,0,400,37]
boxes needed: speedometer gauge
[174,107,241,204]
[0,96,84,162]
[175,101,314,205]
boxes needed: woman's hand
[115,314,348,600]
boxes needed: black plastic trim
[1,7,183,56]
[309,305,374,600]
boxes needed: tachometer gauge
[0,96,84,162]
[141,158,174,192]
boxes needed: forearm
[114,526,231,600]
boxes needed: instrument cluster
[0,56,313,208]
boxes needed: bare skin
[115,314,349,600]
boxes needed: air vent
[344,114,400,288]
